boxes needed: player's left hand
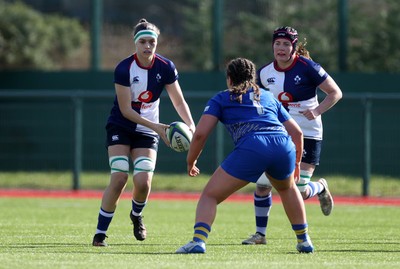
[187,161,200,177]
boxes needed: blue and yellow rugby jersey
[203,88,291,145]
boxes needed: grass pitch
[1,197,399,269]
[0,172,400,197]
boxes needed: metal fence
[1,90,400,195]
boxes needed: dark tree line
[1,0,400,72]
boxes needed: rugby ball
[165,121,193,152]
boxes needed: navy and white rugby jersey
[203,88,291,145]
[257,55,328,140]
[107,53,178,135]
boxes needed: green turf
[1,197,399,269]
[0,172,399,197]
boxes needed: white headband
[134,29,158,43]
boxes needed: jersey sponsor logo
[278,92,293,103]
[278,92,293,110]
[204,105,210,112]
[112,135,119,141]
[141,103,153,109]
[131,102,154,110]
[288,103,301,108]
[138,91,153,102]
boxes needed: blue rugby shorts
[221,133,296,182]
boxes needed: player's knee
[133,156,155,176]
[109,156,129,174]
[133,178,152,194]
[109,175,128,192]
[296,179,308,192]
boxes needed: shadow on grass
[1,242,179,255]
[3,242,399,255]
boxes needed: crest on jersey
[138,91,153,102]
[294,75,301,85]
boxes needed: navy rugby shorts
[105,123,159,151]
[302,138,322,165]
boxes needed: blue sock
[96,208,114,234]
[193,222,211,243]
[292,223,309,243]
[254,192,272,236]
[131,199,146,216]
